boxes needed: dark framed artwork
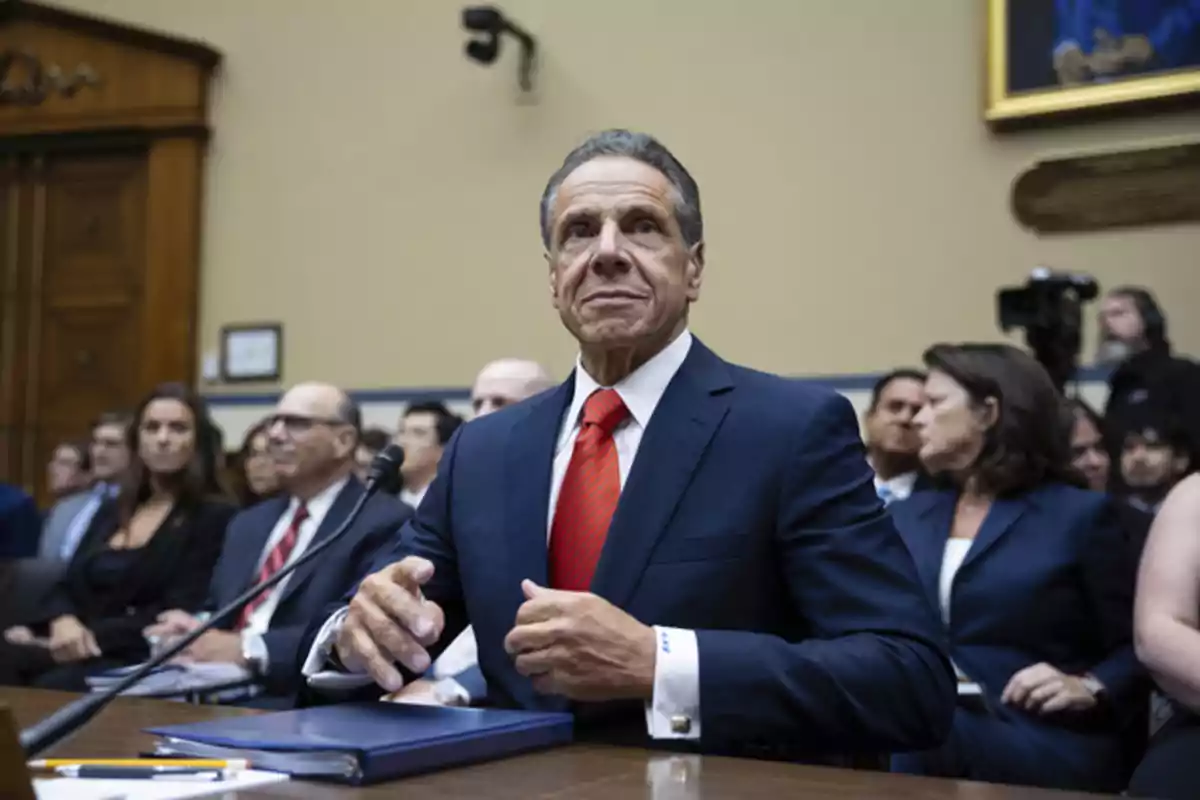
[219,323,282,383]
[987,0,1200,125]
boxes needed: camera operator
[1097,287,1200,492]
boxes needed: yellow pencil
[28,758,249,770]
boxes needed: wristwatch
[240,631,269,676]
[432,678,470,707]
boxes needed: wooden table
[3,688,1111,799]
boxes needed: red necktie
[237,502,309,630]
[549,389,629,591]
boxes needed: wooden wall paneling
[0,1,217,136]
[0,156,25,485]
[140,136,202,390]
[26,148,148,499]
[0,1,220,504]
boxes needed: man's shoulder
[721,361,855,424]
[361,490,414,528]
[453,385,562,443]
[49,490,91,516]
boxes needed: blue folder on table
[145,702,574,785]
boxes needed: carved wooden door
[0,148,149,503]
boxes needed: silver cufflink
[669,715,691,734]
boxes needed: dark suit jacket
[308,339,954,759]
[210,478,410,696]
[890,485,1147,776]
[0,483,41,560]
[35,498,235,660]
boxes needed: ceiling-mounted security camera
[461,6,537,92]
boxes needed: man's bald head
[471,359,555,417]
[268,381,361,497]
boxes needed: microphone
[19,444,406,758]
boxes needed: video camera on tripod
[997,268,1099,393]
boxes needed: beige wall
[62,0,1200,392]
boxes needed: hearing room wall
[61,0,1200,397]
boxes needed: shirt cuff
[433,677,471,706]
[239,630,269,676]
[644,626,700,740]
[301,606,375,691]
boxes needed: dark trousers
[890,704,1127,793]
[1128,711,1200,800]
[0,639,122,691]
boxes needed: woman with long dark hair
[889,344,1145,792]
[227,418,281,507]
[0,383,235,690]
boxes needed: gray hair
[539,129,703,249]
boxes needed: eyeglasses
[265,413,350,435]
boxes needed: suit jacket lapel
[896,490,955,606]
[504,382,573,591]
[232,498,288,595]
[277,480,364,609]
[501,382,574,713]
[961,495,1028,571]
[589,340,733,610]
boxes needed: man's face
[267,387,353,487]
[90,423,130,482]
[1098,294,1145,348]
[47,445,88,495]
[865,378,924,456]
[546,156,702,350]
[1120,429,1186,490]
[396,411,443,482]
[471,364,547,417]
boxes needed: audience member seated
[45,440,91,504]
[227,418,281,508]
[467,357,555,417]
[1069,399,1110,493]
[1118,414,1193,515]
[39,412,132,563]
[1128,474,1200,800]
[144,383,411,707]
[0,384,234,691]
[889,343,1144,793]
[0,483,40,561]
[354,427,391,485]
[394,402,462,509]
[1069,398,1152,560]
[387,358,554,707]
[1097,287,1200,490]
[862,369,928,505]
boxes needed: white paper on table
[33,768,288,800]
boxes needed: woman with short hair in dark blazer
[0,383,235,690]
[889,343,1145,793]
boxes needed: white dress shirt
[399,484,428,511]
[241,477,348,673]
[873,471,917,505]
[938,537,977,693]
[304,331,701,739]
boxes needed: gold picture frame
[986,0,1200,125]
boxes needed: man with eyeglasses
[144,382,411,707]
[40,412,132,563]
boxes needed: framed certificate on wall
[219,323,282,383]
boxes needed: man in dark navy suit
[147,382,411,706]
[302,130,954,759]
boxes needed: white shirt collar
[874,470,917,499]
[286,475,349,522]
[559,330,693,447]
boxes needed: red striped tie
[549,389,629,591]
[237,502,309,630]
